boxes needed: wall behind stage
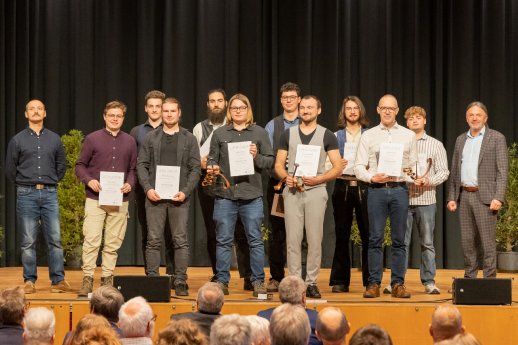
[1,0,517,269]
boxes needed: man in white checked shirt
[384,106,449,295]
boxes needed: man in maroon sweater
[75,100,137,296]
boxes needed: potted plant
[496,143,518,271]
[58,129,86,267]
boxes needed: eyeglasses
[378,106,398,113]
[281,95,299,101]
[345,106,360,112]
[229,106,247,112]
[106,114,124,119]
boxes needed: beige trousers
[81,198,129,277]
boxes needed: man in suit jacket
[447,101,508,278]
[137,97,201,296]
[170,282,224,337]
[257,276,323,345]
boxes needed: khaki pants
[81,198,129,277]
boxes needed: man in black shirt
[5,99,72,294]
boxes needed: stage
[2,266,517,344]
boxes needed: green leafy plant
[261,223,270,241]
[351,212,392,247]
[496,143,518,252]
[58,130,86,260]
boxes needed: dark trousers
[135,184,175,275]
[266,177,287,282]
[330,180,370,287]
[197,179,251,278]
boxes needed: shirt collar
[467,125,486,139]
[379,122,400,131]
[104,128,121,137]
[226,123,253,131]
[283,113,299,124]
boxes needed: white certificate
[294,144,320,177]
[342,143,358,175]
[155,165,180,200]
[228,141,254,177]
[199,132,213,157]
[377,142,404,177]
[99,171,124,206]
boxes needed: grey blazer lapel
[478,127,491,166]
[177,129,186,165]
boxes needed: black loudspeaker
[113,276,171,302]
[452,278,512,305]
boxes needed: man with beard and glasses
[329,96,371,293]
[193,89,252,290]
[130,90,175,279]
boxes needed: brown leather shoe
[363,283,380,298]
[391,283,411,298]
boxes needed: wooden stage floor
[2,266,517,345]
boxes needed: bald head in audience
[315,307,350,345]
[118,296,155,340]
[429,305,465,343]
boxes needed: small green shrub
[496,143,518,252]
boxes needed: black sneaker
[216,281,229,295]
[331,284,349,293]
[306,284,321,299]
[175,282,189,297]
[243,277,253,291]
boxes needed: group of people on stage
[5,82,508,299]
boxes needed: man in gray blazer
[137,97,201,296]
[447,101,508,278]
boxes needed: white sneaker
[425,284,440,294]
[382,285,392,294]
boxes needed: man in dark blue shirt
[5,99,72,294]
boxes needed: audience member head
[69,314,112,345]
[349,324,393,345]
[71,326,121,345]
[90,285,125,323]
[315,307,350,345]
[157,319,208,345]
[23,307,55,345]
[0,286,26,325]
[118,296,155,338]
[269,303,311,345]
[430,305,465,343]
[278,276,306,305]
[197,282,225,314]
[436,332,481,345]
[210,314,251,345]
[246,315,270,345]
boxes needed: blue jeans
[16,186,65,284]
[213,197,265,284]
[367,185,408,286]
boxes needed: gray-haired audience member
[210,314,251,345]
[0,286,26,345]
[23,307,55,345]
[270,304,311,345]
[315,307,350,345]
[349,324,393,345]
[171,282,224,336]
[91,286,125,335]
[118,296,155,345]
[429,305,465,343]
[246,315,270,345]
[257,276,321,345]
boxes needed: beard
[207,106,227,125]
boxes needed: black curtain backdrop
[1,0,517,269]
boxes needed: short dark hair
[90,286,124,323]
[300,95,321,109]
[280,82,301,97]
[208,88,227,101]
[164,97,182,111]
[349,324,393,345]
[145,90,166,105]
